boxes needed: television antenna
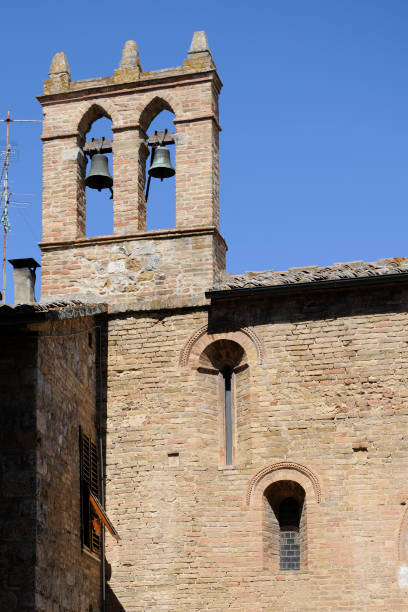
[0,110,41,303]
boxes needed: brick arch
[246,461,322,508]
[398,503,408,562]
[76,100,121,136]
[138,94,180,132]
[179,322,264,368]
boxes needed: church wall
[103,283,408,610]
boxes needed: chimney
[8,258,41,303]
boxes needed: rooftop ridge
[212,257,408,290]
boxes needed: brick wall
[102,284,408,610]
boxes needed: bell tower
[38,32,225,306]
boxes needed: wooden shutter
[80,429,101,553]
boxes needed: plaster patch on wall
[398,566,408,587]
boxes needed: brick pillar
[174,117,220,229]
[112,127,149,234]
[41,135,86,242]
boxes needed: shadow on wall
[106,585,126,612]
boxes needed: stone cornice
[39,226,227,252]
[37,70,222,107]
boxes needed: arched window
[199,339,248,466]
[84,116,114,237]
[263,480,306,571]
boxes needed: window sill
[82,547,101,563]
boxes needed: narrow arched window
[279,497,301,570]
[263,481,306,571]
[198,339,248,466]
[222,366,233,465]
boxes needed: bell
[85,154,113,191]
[148,146,175,180]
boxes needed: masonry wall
[35,316,100,611]
[103,284,408,611]
[0,322,37,611]
[40,229,226,303]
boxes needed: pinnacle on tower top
[114,40,142,83]
[49,52,70,78]
[188,31,211,54]
[185,31,215,71]
[118,40,142,70]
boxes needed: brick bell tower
[38,32,225,306]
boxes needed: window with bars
[80,429,101,554]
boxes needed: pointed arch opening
[83,115,114,237]
[141,98,176,231]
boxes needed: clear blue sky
[1,0,408,302]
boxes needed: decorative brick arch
[398,503,408,563]
[246,461,322,508]
[179,322,264,368]
[75,100,121,136]
[138,95,176,132]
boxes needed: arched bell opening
[144,109,176,231]
[83,116,114,237]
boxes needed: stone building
[1,31,408,611]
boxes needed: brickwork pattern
[39,64,221,245]
[102,286,408,610]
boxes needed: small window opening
[85,117,114,237]
[146,110,175,231]
[279,497,301,570]
[222,367,233,465]
[263,481,306,571]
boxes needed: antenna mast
[0,111,41,303]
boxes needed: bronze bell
[148,146,175,180]
[85,153,113,191]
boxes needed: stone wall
[0,322,37,611]
[102,283,408,611]
[0,313,101,611]
[35,316,100,611]
[40,228,226,303]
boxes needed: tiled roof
[212,257,408,291]
[0,299,107,319]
